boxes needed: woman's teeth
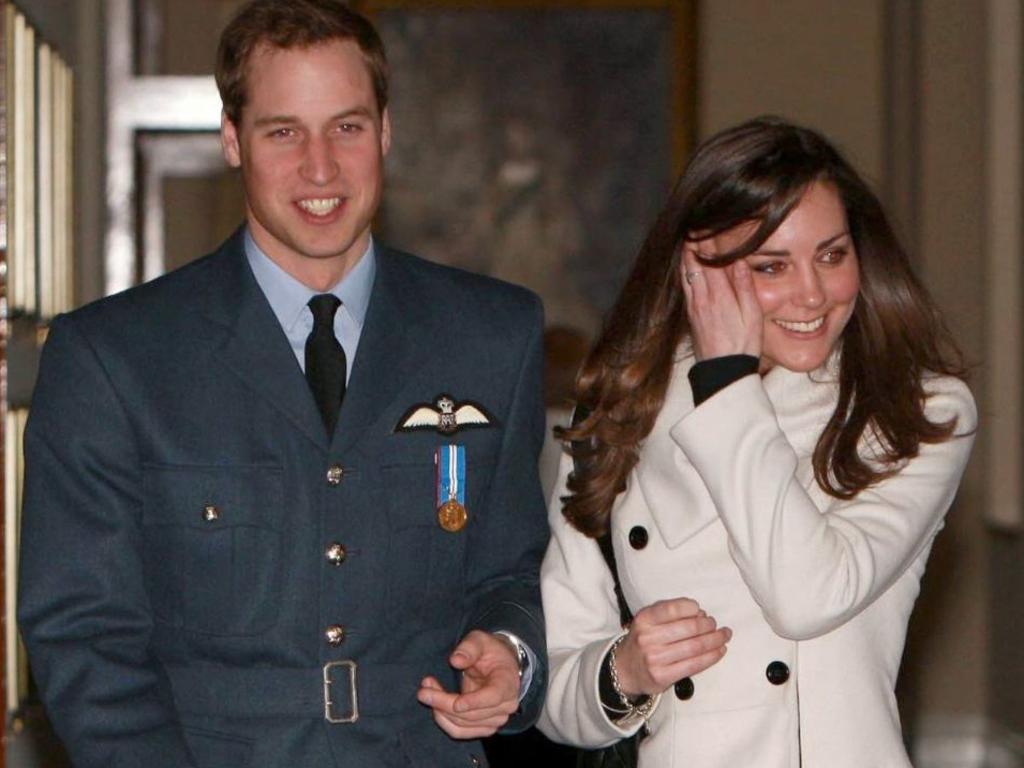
[774,316,825,333]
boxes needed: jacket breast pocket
[378,459,493,625]
[141,464,284,636]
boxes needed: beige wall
[698,0,885,182]
[912,0,988,721]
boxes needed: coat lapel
[201,231,329,451]
[334,246,434,455]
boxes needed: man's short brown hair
[216,0,389,126]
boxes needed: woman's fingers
[730,260,764,356]
[681,244,760,361]
[661,643,730,685]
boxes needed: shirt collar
[244,228,376,333]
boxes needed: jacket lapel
[334,246,433,455]
[201,230,329,451]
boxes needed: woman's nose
[796,268,826,308]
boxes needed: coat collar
[634,349,839,548]
[199,230,435,454]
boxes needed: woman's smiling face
[709,181,860,373]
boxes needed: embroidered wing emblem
[395,394,495,435]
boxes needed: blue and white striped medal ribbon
[434,444,467,532]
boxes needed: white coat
[538,352,976,767]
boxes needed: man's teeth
[298,198,341,216]
[775,317,825,333]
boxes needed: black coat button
[628,526,649,550]
[674,677,694,700]
[766,661,790,685]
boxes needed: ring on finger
[684,270,703,285]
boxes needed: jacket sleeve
[17,314,195,768]
[536,454,648,748]
[671,373,977,640]
[459,295,550,731]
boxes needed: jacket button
[325,542,347,566]
[325,625,346,646]
[202,504,220,522]
[766,661,790,685]
[326,465,344,486]
[674,677,694,700]
[628,526,649,550]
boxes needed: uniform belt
[165,660,444,722]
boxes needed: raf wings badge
[395,394,494,435]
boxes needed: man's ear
[380,108,392,156]
[221,111,242,168]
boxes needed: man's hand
[416,630,521,739]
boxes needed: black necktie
[305,294,346,436]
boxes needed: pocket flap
[142,464,284,531]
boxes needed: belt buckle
[323,660,359,723]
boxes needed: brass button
[325,625,346,646]
[202,504,220,522]
[326,465,344,486]
[325,542,347,566]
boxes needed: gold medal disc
[437,499,468,532]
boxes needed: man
[17,2,548,766]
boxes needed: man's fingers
[416,680,457,710]
[449,631,486,670]
[431,708,510,740]
[453,681,515,714]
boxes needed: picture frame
[356,0,695,342]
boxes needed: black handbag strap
[570,406,634,628]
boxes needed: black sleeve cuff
[687,355,759,406]
[598,647,650,721]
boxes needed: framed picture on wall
[356,0,694,344]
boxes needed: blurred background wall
[12,0,1021,765]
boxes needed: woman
[537,117,976,767]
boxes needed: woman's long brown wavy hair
[562,117,966,539]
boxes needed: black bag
[570,407,640,768]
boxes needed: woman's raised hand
[612,597,731,698]
[680,246,763,362]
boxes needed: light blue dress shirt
[244,229,376,378]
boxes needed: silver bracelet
[608,633,658,721]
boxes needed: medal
[437,498,468,532]
[435,444,468,532]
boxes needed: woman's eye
[820,247,848,264]
[751,260,785,275]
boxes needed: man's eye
[269,128,296,139]
[339,122,363,134]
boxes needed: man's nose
[300,137,340,185]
